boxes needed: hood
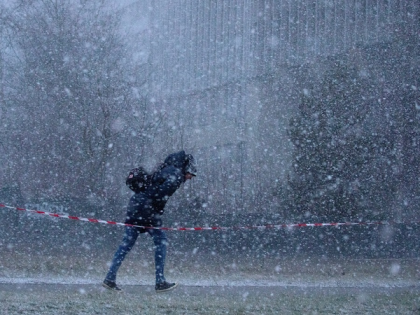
[164,151,188,170]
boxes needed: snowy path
[1,257,419,313]
[1,282,419,314]
[1,282,419,295]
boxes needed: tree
[288,60,397,221]
[5,0,149,202]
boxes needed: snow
[0,275,418,289]
[0,0,419,313]
[0,275,418,315]
[1,255,418,313]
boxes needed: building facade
[121,0,419,211]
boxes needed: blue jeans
[105,226,167,284]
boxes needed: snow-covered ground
[0,281,418,314]
[0,256,419,314]
[0,271,418,288]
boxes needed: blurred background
[0,0,419,264]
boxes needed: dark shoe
[155,281,178,293]
[102,279,122,291]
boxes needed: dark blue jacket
[125,151,188,229]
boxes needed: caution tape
[0,203,418,231]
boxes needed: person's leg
[147,228,167,284]
[104,226,139,283]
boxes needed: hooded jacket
[125,151,190,229]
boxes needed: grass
[1,285,419,314]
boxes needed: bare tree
[4,0,150,204]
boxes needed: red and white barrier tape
[0,203,418,231]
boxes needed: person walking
[102,151,197,293]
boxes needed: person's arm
[151,168,184,212]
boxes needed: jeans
[105,226,167,284]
